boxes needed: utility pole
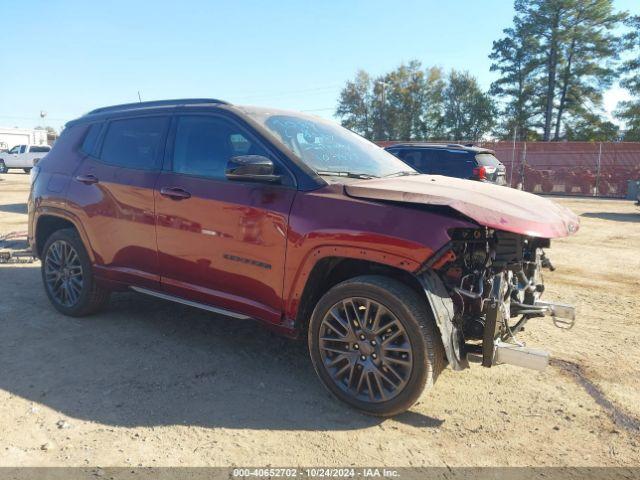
[595,142,602,196]
[510,126,517,187]
[39,111,47,145]
[377,81,390,140]
[519,142,527,190]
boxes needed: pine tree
[489,22,542,140]
[493,0,626,141]
[616,15,640,141]
[552,0,626,140]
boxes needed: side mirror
[226,155,281,183]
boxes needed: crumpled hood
[345,175,579,238]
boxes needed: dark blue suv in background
[385,143,507,185]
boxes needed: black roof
[65,98,231,127]
[385,142,495,154]
[85,98,229,116]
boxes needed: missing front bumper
[469,299,575,371]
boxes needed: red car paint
[345,175,580,239]
[28,101,579,337]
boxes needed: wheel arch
[34,210,94,262]
[288,250,425,334]
[287,249,467,371]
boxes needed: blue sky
[1,0,638,130]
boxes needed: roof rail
[86,98,229,116]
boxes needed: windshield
[475,153,501,167]
[238,107,416,179]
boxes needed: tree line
[335,0,640,142]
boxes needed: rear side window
[80,123,103,156]
[172,115,270,179]
[100,116,167,170]
[29,145,51,153]
[429,150,475,178]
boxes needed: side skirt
[130,286,252,321]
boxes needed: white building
[0,127,49,150]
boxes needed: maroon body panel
[282,183,477,324]
[345,175,580,238]
[66,158,161,289]
[28,125,88,250]
[155,172,296,323]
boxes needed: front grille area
[493,231,523,267]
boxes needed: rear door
[17,145,30,167]
[154,113,296,323]
[429,150,475,179]
[68,115,170,289]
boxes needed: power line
[0,114,70,122]
[301,107,335,112]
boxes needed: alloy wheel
[44,240,84,307]
[318,297,413,403]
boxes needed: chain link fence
[378,141,640,198]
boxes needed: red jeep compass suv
[28,99,579,416]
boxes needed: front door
[155,114,296,323]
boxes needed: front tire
[41,228,110,316]
[0,160,7,174]
[308,275,445,417]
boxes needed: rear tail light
[472,166,487,180]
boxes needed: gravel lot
[1,171,639,467]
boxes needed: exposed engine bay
[421,227,576,372]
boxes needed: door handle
[160,187,191,200]
[74,174,99,185]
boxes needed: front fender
[284,244,423,323]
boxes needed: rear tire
[41,228,110,317]
[23,168,31,174]
[308,275,445,417]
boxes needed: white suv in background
[0,145,51,173]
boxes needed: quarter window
[172,116,270,179]
[100,117,167,169]
[81,123,103,156]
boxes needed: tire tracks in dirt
[551,358,640,433]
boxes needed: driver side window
[9,146,21,154]
[172,116,272,180]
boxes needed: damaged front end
[419,227,575,372]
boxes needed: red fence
[377,141,640,198]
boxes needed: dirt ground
[0,171,639,467]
